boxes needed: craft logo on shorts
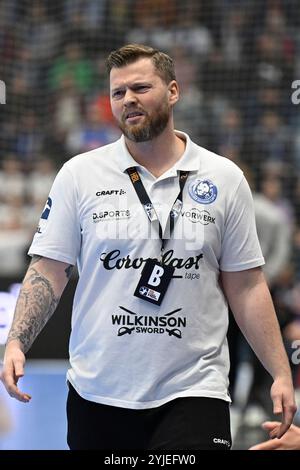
[188,179,218,204]
[213,438,231,448]
[0,80,6,104]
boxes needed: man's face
[110,58,176,142]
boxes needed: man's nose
[124,89,138,106]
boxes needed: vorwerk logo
[0,80,6,104]
[183,208,215,225]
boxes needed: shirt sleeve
[28,164,81,265]
[219,176,265,272]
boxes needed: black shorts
[66,383,231,450]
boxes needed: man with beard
[1,44,296,450]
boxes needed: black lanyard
[127,167,189,256]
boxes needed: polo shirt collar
[116,130,200,175]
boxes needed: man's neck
[124,129,186,178]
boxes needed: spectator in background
[66,102,120,155]
[128,0,213,59]
[254,32,293,88]
[260,173,295,237]
[0,2,18,74]
[63,0,108,52]
[127,0,177,52]
[63,0,106,32]
[254,194,291,285]
[53,75,83,136]
[0,190,31,276]
[27,158,57,207]
[17,3,61,63]
[8,48,41,110]
[172,47,210,145]
[243,86,284,130]
[0,195,26,232]
[216,108,244,165]
[171,2,214,58]
[264,5,295,65]
[0,158,25,203]
[106,0,133,49]
[49,43,95,94]
[221,8,249,66]
[250,111,292,185]
[15,112,44,170]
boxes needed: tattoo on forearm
[65,265,74,279]
[31,257,73,279]
[7,268,60,353]
[30,255,43,267]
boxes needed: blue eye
[112,90,124,99]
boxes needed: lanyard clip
[160,242,165,264]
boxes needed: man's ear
[168,80,179,105]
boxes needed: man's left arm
[221,267,297,439]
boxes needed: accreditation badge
[134,259,175,306]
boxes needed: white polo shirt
[28,131,264,409]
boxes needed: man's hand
[269,376,297,438]
[249,421,300,450]
[0,340,31,403]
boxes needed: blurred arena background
[0,0,300,450]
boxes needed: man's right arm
[1,255,73,402]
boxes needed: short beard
[119,101,170,142]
